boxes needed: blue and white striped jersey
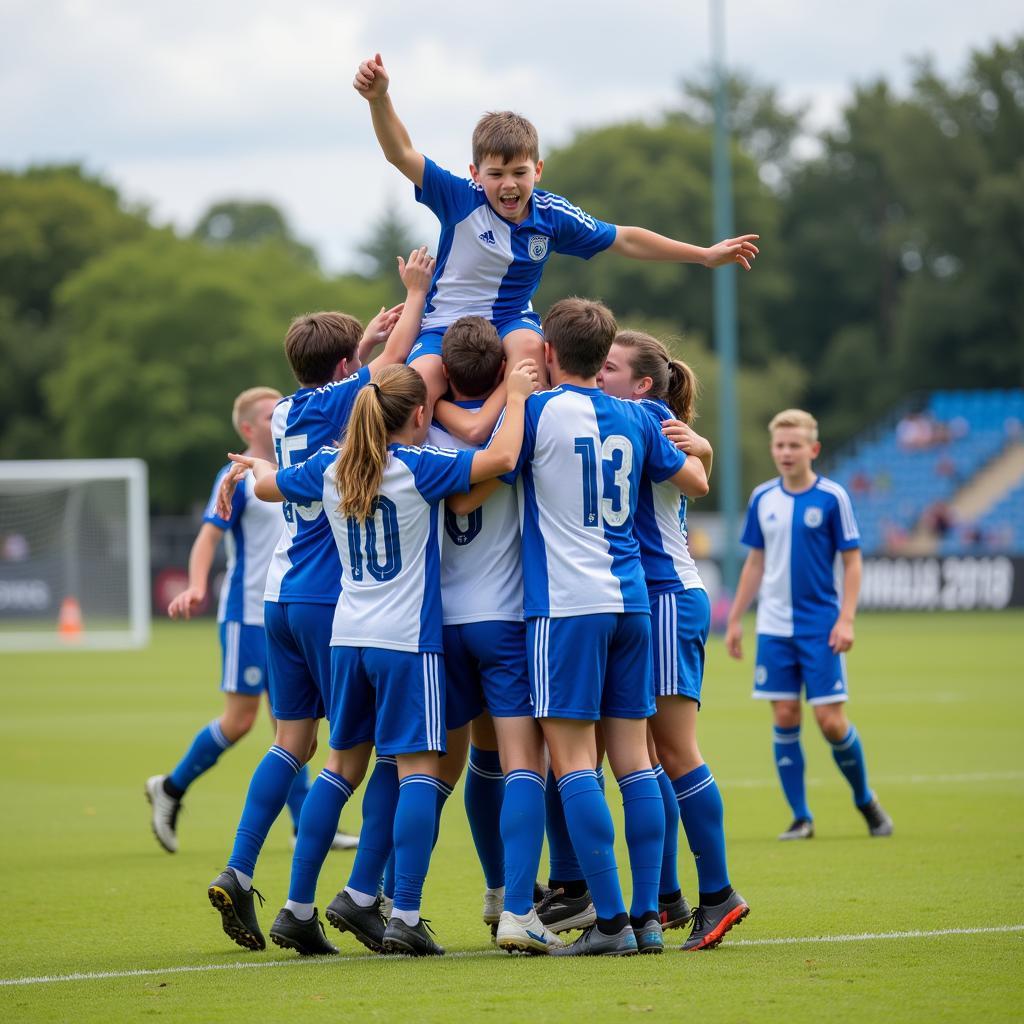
[427,405,523,624]
[634,399,704,595]
[415,157,616,332]
[264,368,371,605]
[202,466,282,626]
[741,476,860,637]
[276,444,475,653]
[505,385,687,618]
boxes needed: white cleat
[482,887,505,935]
[145,775,180,853]
[496,908,565,955]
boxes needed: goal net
[0,460,150,650]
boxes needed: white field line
[2,925,1022,989]
[720,770,1024,789]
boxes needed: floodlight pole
[710,0,741,592]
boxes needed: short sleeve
[828,485,861,551]
[546,193,617,260]
[324,367,371,434]
[640,410,686,484]
[415,157,484,225]
[409,447,475,503]
[202,465,240,530]
[277,448,337,505]
[740,490,765,549]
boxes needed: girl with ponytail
[228,358,539,957]
[597,331,749,950]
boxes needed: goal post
[0,459,150,651]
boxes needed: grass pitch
[1,612,1022,1023]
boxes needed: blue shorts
[264,601,331,720]
[219,621,267,696]
[651,588,710,704]
[443,620,531,723]
[329,646,447,756]
[528,613,654,721]
[753,634,849,705]
[407,313,543,365]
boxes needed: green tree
[193,200,317,268]
[358,201,418,300]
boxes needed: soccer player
[146,387,311,853]
[598,330,749,950]
[227,359,537,957]
[352,52,759,406]
[726,409,893,840]
[206,250,434,953]
[500,298,708,956]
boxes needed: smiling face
[470,152,543,223]
[596,343,651,401]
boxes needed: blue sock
[558,770,626,920]
[288,769,354,904]
[830,725,873,807]
[347,757,399,897]
[653,764,680,898]
[382,850,396,900]
[773,725,812,821]
[545,768,583,881]
[465,747,506,889]
[673,763,731,895]
[227,745,302,878]
[285,765,311,830]
[500,770,546,915]
[617,769,665,920]
[168,720,232,793]
[433,780,453,848]
[392,775,442,912]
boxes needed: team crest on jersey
[804,507,823,528]
[528,235,549,261]
[755,665,768,685]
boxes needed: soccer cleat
[382,917,445,956]
[633,918,665,955]
[145,775,181,853]
[207,870,266,951]
[682,890,750,951]
[289,830,359,852]
[858,797,894,837]
[778,818,815,841]
[495,909,565,955]
[482,888,504,939]
[658,892,694,930]
[548,924,638,957]
[325,890,387,952]
[535,886,597,933]
[269,908,338,956]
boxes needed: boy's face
[597,343,651,401]
[770,426,821,479]
[470,153,543,223]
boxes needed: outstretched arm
[725,549,765,659]
[610,227,759,271]
[353,53,425,187]
[368,247,436,373]
[226,454,284,502]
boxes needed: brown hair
[284,312,363,387]
[232,386,282,439]
[769,408,819,442]
[613,331,699,424]
[543,298,618,379]
[441,317,504,398]
[472,111,540,166]
[333,365,427,523]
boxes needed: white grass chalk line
[2,925,1022,988]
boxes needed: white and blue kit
[201,465,283,696]
[504,385,687,720]
[263,368,370,721]
[634,399,710,705]
[408,158,617,361]
[276,443,475,755]
[427,407,530,723]
[741,475,861,705]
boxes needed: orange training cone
[58,596,84,639]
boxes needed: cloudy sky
[3,1,1021,271]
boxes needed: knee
[815,706,850,743]
[655,739,704,779]
[220,707,258,743]
[772,701,802,729]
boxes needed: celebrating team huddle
[146,51,890,960]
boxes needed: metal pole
[710,0,741,592]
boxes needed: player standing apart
[726,409,893,840]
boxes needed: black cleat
[633,919,664,954]
[535,886,597,933]
[858,797,894,837]
[778,818,814,841]
[658,892,694,930]
[269,908,338,956]
[208,870,266,951]
[325,890,387,952]
[682,890,750,951]
[382,917,445,956]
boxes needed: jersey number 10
[346,496,402,582]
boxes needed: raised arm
[353,53,426,187]
[356,303,404,365]
[167,523,223,620]
[725,549,765,659]
[610,227,759,271]
[227,453,284,502]
[468,361,538,481]
[368,247,435,373]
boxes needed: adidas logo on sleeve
[478,229,496,245]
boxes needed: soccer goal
[0,460,150,651]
